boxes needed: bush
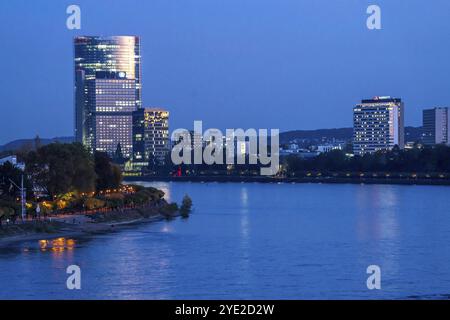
[124,187,165,206]
[0,206,16,225]
[160,203,178,218]
[180,195,193,218]
[105,197,124,209]
[84,198,105,210]
[0,200,20,214]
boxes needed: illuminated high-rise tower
[74,36,141,157]
[353,96,405,155]
[132,108,170,169]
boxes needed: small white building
[0,155,25,171]
[317,144,343,154]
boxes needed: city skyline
[2,0,450,145]
[3,0,450,305]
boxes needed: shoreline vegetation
[126,145,450,186]
[0,187,192,246]
[0,142,193,245]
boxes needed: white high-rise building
[422,107,449,145]
[353,96,405,156]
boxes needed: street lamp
[9,175,26,221]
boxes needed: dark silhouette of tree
[95,152,122,190]
[25,143,96,196]
[114,143,125,164]
[283,145,450,176]
[180,195,193,218]
[0,161,32,198]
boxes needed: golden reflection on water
[38,238,76,254]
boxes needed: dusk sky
[1,0,450,144]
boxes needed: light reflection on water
[0,182,450,299]
[355,185,400,241]
[38,238,76,254]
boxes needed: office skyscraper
[89,71,136,157]
[422,107,449,145]
[74,36,141,157]
[132,108,170,168]
[353,96,405,155]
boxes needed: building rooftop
[361,96,402,104]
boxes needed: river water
[0,182,449,299]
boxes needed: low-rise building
[0,155,25,171]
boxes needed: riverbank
[125,175,450,186]
[0,204,178,247]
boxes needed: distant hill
[0,126,424,152]
[280,127,423,143]
[0,136,74,152]
[280,128,353,143]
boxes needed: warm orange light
[39,240,48,250]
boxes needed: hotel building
[353,96,405,155]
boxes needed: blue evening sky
[0,0,449,144]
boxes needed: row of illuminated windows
[96,81,135,85]
[96,108,135,113]
[97,126,132,130]
[95,101,135,106]
[96,88,135,93]
[89,90,139,96]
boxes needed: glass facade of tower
[89,71,136,157]
[74,36,141,157]
[132,108,170,168]
[353,97,405,156]
[423,107,449,145]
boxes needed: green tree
[283,145,450,176]
[25,143,96,196]
[0,161,31,198]
[95,152,123,190]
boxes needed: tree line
[1,142,122,202]
[283,145,450,175]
